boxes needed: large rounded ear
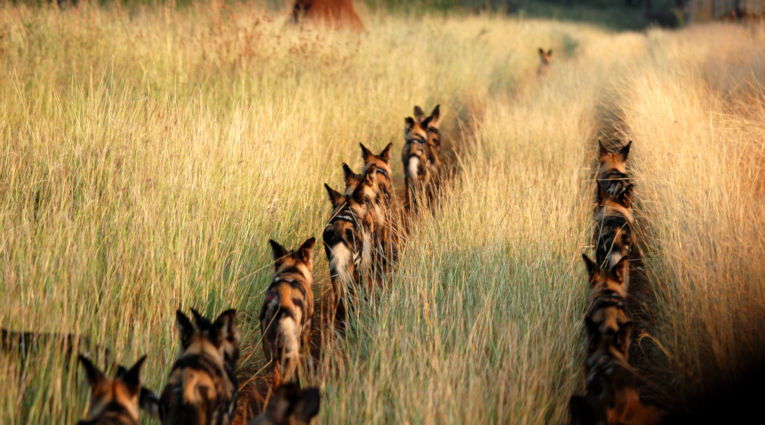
[212,309,240,350]
[429,104,441,125]
[582,254,598,283]
[618,141,632,161]
[360,143,373,163]
[598,140,608,159]
[379,142,393,163]
[297,237,316,264]
[404,117,415,131]
[538,47,544,55]
[293,387,321,423]
[269,239,288,264]
[413,106,425,122]
[547,48,553,56]
[324,183,344,208]
[78,355,105,389]
[121,355,147,396]
[342,163,355,185]
[176,310,195,350]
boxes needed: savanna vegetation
[0,1,763,424]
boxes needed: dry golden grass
[0,2,763,424]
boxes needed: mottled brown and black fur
[77,355,146,425]
[360,143,398,267]
[145,309,240,425]
[569,346,662,425]
[260,237,316,388]
[593,196,635,284]
[582,254,632,357]
[322,167,378,325]
[402,104,441,209]
[596,141,633,208]
[248,383,320,425]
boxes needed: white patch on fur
[608,251,624,269]
[278,317,300,360]
[329,243,353,293]
[407,157,420,179]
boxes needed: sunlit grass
[1,2,763,424]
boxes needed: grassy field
[0,2,763,424]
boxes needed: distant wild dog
[537,47,553,76]
[77,355,146,425]
[248,383,320,425]
[596,141,633,208]
[402,104,442,209]
[582,254,632,357]
[568,346,663,425]
[143,309,240,425]
[260,237,316,388]
[323,167,378,324]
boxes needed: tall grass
[617,24,765,409]
[0,2,595,423]
[1,2,762,424]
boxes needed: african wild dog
[342,163,385,234]
[568,345,663,425]
[537,47,553,76]
[596,141,633,208]
[360,143,394,205]
[142,309,240,425]
[248,383,320,425]
[402,104,441,209]
[342,160,395,270]
[360,142,398,269]
[260,237,316,388]
[322,166,379,325]
[77,355,146,425]
[582,254,632,357]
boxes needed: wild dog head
[582,254,632,356]
[593,198,634,274]
[159,309,240,425]
[537,47,552,76]
[248,383,320,425]
[77,355,146,425]
[260,237,316,387]
[597,141,633,208]
[403,116,437,207]
[343,163,384,230]
[360,142,394,202]
[414,104,442,154]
